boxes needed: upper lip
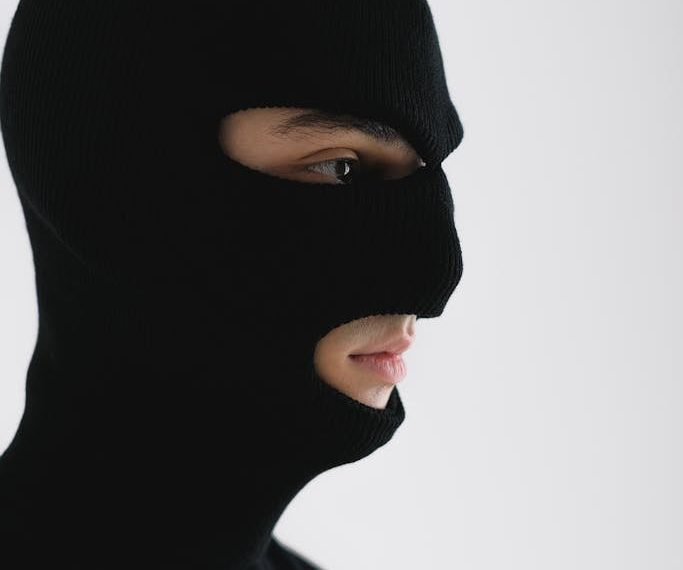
[350,334,414,357]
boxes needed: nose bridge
[287,164,462,336]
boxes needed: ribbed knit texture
[0,0,465,568]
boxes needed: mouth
[349,335,413,384]
[348,332,413,385]
[348,352,407,384]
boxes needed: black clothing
[0,0,464,568]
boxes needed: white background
[1,1,681,569]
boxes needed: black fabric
[0,0,464,568]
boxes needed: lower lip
[348,352,407,384]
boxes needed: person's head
[0,0,464,562]
[219,106,424,408]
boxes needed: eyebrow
[267,109,409,148]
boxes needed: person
[0,0,464,568]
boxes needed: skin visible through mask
[218,107,422,409]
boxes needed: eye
[304,158,366,185]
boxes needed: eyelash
[305,158,366,185]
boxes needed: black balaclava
[0,0,464,568]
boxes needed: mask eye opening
[214,102,444,189]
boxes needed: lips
[348,333,413,384]
[349,334,413,358]
[348,352,408,384]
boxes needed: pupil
[336,160,353,183]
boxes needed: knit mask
[0,0,464,568]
